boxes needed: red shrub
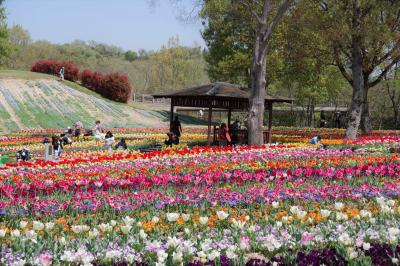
[80,69,132,103]
[101,73,132,103]
[31,60,79,81]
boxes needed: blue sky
[4,0,205,51]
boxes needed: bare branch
[333,45,353,85]
[264,0,293,42]
[369,55,400,88]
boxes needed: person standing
[334,111,342,128]
[59,67,65,81]
[52,136,63,160]
[170,116,182,140]
[104,131,115,154]
[319,111,327,128]
[219,122,231,147]
[74,121,83,138]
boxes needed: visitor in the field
[319,111,327,128]
[94,120,105,140]
[310,135,321,145]
[104,131,114,153]
[59,66,65,81]
[16,148,30,162]
[334,111,342,128]
[52,136,63,160]
[219,122,231,147]
[74,121,83,138]
[164,132,179,147]
[115,138,128,150]
[170,116,182,141]
[60,133,72,146]
[230,119,240,146]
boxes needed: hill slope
[0,71,165,133]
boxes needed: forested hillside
[4,25,209,94]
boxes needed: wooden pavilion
[153,82,293,145]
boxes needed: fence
[132,94,169,104]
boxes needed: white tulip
[152,216,160,224]
[33,221,44,231]
[182,213,191,222]
[199,216,209,225]
[172,251,183,263]
[334,202,344,211]
[45,222,55,231]
[320,209,331,218]
[110,220,117,227]
[272,201,279,208]
[0,229,6,238]
[19,221,28,229]
[11,229,20,238]
[362,242,371,251]
[120,225,132,235]
[166,213,180,222]
[139,229,147,239]
[217,210,229,220]
[122,216,135,226]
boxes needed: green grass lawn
[0,70,57,80]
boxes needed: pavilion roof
[153,82,293,103]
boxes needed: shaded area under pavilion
[153,82,293,145]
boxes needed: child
[104,131,114,153]
[52,136,63,160]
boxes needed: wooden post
[170,99,174,131]
[268,102,273,143]
[228,109,232,126]
[207,101,213,146]
[133,93,136,102]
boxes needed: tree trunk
[346,0,364,139]
[360,86,373,133]
[248,36,267,146]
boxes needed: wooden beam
[170,99,174,131]
[228,109,232,126]
[268,102,273,143]
[207,103,213,146]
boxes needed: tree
[316,0,400,138]
[383,66,400,128]
[9,24,31,46]
[125,50,138,62]
[0,0,10,64]
[200,0,293,145]
[245,0,293,145]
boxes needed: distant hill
[0,70,165,133]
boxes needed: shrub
[31,60,79,81]
[101,73,132,103]
[80,69,132,103]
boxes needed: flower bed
[0,128,400,265]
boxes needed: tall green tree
[314,0,400,138]
[0,0,10,64]
[201,0,293,145]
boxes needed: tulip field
[1,127,400,265]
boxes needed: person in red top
[219,122,231,146]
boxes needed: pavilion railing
[213,126,271,145]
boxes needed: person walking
[59,67,65,81]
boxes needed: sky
[4,0,205,51]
